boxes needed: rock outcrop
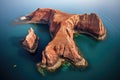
[20,8,106,71]
[21,27,39,53]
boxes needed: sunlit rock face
[21,27,39,53]
[75,13,106,40]
[20,8,106,71]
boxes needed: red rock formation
[75,13,106,40]
[20,8,106,71]
[21,27,39,53]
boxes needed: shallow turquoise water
[0,0,120,80]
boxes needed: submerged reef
[20,8,106,73]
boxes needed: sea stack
[19,8,106,71]
[21,27,39,53]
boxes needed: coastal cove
[0,0,120,80]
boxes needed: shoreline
[20,37,39,53]
[74,29,106,41]
[37,58,65,72]
[37,56,88,72]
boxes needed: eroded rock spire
[21,27,39,53]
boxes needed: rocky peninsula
[20,8,106,71]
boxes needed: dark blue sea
[0,0,120,80]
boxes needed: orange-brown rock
[20,8,106,71]
[21,27,39,53]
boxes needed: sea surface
[0,0,120,80]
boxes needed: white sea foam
[20,16,27,20]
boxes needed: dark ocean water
[0,0,120,80]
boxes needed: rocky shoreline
[20,37,39,53]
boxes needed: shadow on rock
[10,36,43,63]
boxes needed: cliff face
[21,28,39,53]
[75,13,106,40]
[25,8,106,40]
[20,8,106,71]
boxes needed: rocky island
[20,8,106,71]
[21,27,39,53]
